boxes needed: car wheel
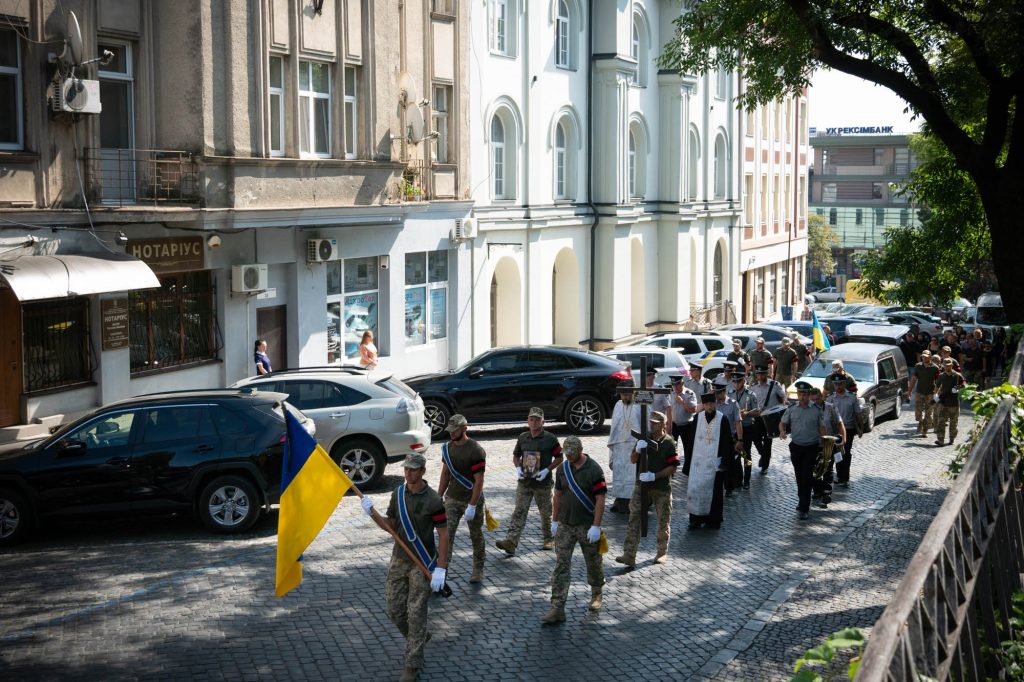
[423,400,451,440]
[838,297,845,303]
[891,393,903,419]
[198,475,261,534]
[333,438,386,489]
[565,395,605,434]
[865,402,877,433]
[0,487,33,547]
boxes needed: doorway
[0,289,23,427]
[257,305,287,372]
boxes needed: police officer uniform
[827,378,863,485]
[781,382,824,520]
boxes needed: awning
[0,253,161,301]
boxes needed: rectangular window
[822,182,837,203]
[268,56,285,156]
[432,0,455,14]
[98,42,136,203]
[493,145,504,198]
[875,208,885,225]
[130,272,216,373]
[299,60,331,157]
[327,257,379,363]
[798,175,805,216]
[0,29,23,150]
[745,109,754,136]
[23,298,91,392]
[405,250,448,345]
[491,0,508,54]
[744,174,753,225]
[716,66,727,99]
[344,66,357,159]
[855,208,863,225]
[872,182,883,199]
[556,8,569,68]
[432,84,450,164]
[829,208,837,225]
[873,148,885,166]
[761,107,768,140]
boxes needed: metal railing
[83,148,200,206]
[690,300,737,327]
[857,338,1024,681]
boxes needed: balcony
[84,148,200,207]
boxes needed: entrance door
[257,305,287,371]
[0,289,22,427]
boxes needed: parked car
[233,367,429,488]
[838,323,911,347]
[883,311,943,338]
[812,316,868,341]
[600,347,690,387]
[628,331,734,363]
[403,346,630,438]
[714,324,812,352]
[787,343,910,431]
[808,286,845,303]
[0,389,303,546]
[931,297,973,323]
[834,303,876,316]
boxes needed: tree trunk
[979,170,1024,323]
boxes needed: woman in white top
[357,330,378,369]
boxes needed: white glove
[639,471,656,483]
[516,466,524,479]
[534,467,550,482]
[464,504,476,521]
[430,567,446,592]
[550,521,559,536]
[360,497,374,517]
[635,440,648,451]
[586,525,601,543]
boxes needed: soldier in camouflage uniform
[496,407,563,555]
[361,453,448,682]
[436,414,487,583]
[934,358,965,446]
[906,350,941,437]
[542,436,607,624]
[616,411,680,566]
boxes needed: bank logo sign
[823,125,895,135]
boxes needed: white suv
[629,332,734,363]
[233,367,429,488]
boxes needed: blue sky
[809,69,921,134]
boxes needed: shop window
[23,298,92,392]
[130,272,216,373]
[0,29,24,150]
[327,256,379,363]
[405,250,448,346]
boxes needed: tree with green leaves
[806,214,839,285]
[859,133,994,305]
[660,1,1023,322]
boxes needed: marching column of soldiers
[361,333,963,681]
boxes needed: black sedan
[403,346,631,438]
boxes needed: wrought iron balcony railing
[83,148,200,207]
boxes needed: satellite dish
[65,11,84,66]
[398,72,418,107]
[406,105,425,144]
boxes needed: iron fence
[83,148,200,206]
[22,297,93,392]
[690,300,737,327]
[857,338,1024,681]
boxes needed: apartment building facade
[0,0,471,432]
[466,0,743,354]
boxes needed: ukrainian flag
[811,310,831,352]
[276,409,353,597]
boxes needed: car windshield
[801,359,874,384]
[977,307,1007,325]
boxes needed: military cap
[713,375,729,389]
[563,436,583,455]
[445,414,468,432]
[618,377,635,388]
[921,350,932,357]
[527,406,544,419]
[649,411,666,425]
[942,357,954,365]
[669,374,683,384]
[403,453,427,469]
[832,359,844,368]
[781,337,791,345]
[754,365,769,374]
[794,381,812,393]
[689,364,704,374]
[732,338,742,346]
[755,336,765,343]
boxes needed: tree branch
[924,0,1003,85]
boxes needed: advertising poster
[405,287,426,346]
[343,292,378,358]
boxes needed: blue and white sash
[441,443,474,490]
[562,459,595,514]
[396,484,437,571]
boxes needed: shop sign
[101,297,130,350]
[127,236,205,274]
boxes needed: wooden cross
[616,355,671,537]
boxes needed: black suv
[0,389,296,546]
[403,346,631,438]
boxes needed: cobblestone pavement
[1,403,964,681]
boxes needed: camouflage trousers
[502,481,553,550]
[444,495,485,572]
[934,404,960,442]
[620,486,672,562]
[385,553,432,670]
[914,393,936,433]
[550,523,604,608]
[777,374,795,390]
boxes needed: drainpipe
[587,0,598,350]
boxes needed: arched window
[491,116,506,199]
[556,1,570,68]
[554,121,567,199]
[628,129,637,197]
[630,11,649,86]
[687,128,700,201]
[628,118,647,199]
[713,133,728,199]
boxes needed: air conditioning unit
[231,264,268,293]
[307,238,339,263]
[51,78,102,114]
[452,217,478,242]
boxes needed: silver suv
[629,332,734,363]
[233,367,429,488]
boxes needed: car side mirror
[468,367,484,379]
[878,379,891,386]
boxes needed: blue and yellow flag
[811,310,831,353]
[276,410,353,597]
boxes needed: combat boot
[614,554,635,567]
[399,667,420,682]
[494,539,515,556]
[469,566,484,583]
[654,549,668,564]
[541,606,566,624]
[542,538,554,550]
[589,588,603,610]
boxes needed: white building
[465,0,743,356]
